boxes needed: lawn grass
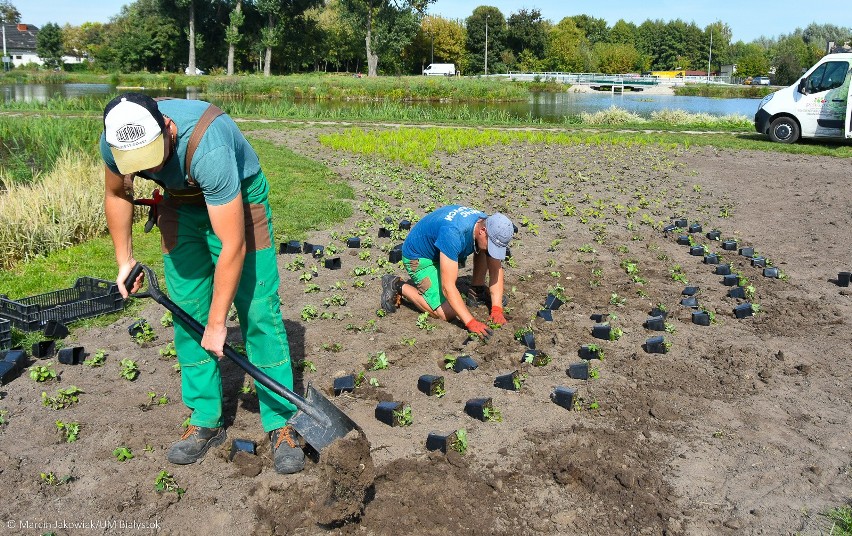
[825,506,852,535]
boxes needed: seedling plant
[133,320,156,345]
[84,349,107,367]
[154,470,185,496]
[450,429,468,455]
[482,405,503,422]
[55,420,80,442]
[367,351,389,371]
[42,386,82,409]
[119,359,139,381]
[113,446,134,461]
[443,354,458,370]
[29,363,57,382]
[392,405,413,426]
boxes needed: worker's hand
[490,306,508,326]
[465,318,493,339]
[201,323,227,359]
[116,259,142,298]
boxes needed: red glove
[490,306,507,326]
[465,318,493,339]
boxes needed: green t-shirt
[99,99,261,206]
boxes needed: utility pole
[484,13,490,75]
[430,32,434,64]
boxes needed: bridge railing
[504,72,732,85]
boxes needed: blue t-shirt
[402,205,487,263]
[99,99,261,206]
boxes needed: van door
[799,59,851,138]
[846,74,852,139]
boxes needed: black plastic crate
[0,318,9,351]
[0,278,124,332]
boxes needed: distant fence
[504,72,732,86]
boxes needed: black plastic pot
[399,220,412,231]
[375,401,405,426]
[722,274,739,286]
[519,331,535,349]
[425,431,458,453]
[537,309,553,322]
[727,287,747,299]
[590,313,609,322]
[692,311,711,326]
[680,296,699,308]
[521,349,550,367]
[550,387,578,410]
[578,345,603,360]
[128,319,151,338]
[3,349,26,371]
[324,257,342,270]
[682,286,699,296]
[643,315,665,331]
[346,237,361,248]
[676,235,691,245]
[494,370,523,391]
[751,257,766,268]
[302,242,316,254]
[280,240,301,254]
[591,323,611,340]
[505,247,512,259]
[567,361,589,380]
[763,267,780,278]
[311,245,324,258]
[838,272,851,287]
[31,340,56,359]
[703,253,720,265]
[721,239,738,251]
[663,224,677,233]
[43,320,69,339]
[734,303,754,319]
[688,223,703,234]
[418,374,445,396]
[333,374,356,396]
[715,264,732,276]
[644,335,667,354]
[706,230,721,241]
[453,355,478,373]
[378,227,392,238]
[543,293,564,310]
[58,346,84,365]
[648,307,668,319]
[739,247,755,257]
[228,439,257,461]
[388,244,403,263]
[464,397,493,421]
[0,361,17,385]
[689,246,705,256]
[673,218,688,228]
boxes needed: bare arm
[202,195,246,357]
[104,166,138,297]
[487,255,505,308]
[439,252,475,325]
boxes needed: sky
[17,0,852,44]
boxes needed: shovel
[124,263,360,452]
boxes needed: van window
[806,61,850,93]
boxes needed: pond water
[1,83,760,121]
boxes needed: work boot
[380,274,402,313]
[166,425,226,464]
[270,425,305,474]
[465,285,509,308]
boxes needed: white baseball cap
[103,93,166,174]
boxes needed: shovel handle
[122,263,330,427]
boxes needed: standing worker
[100,93,304,474]
[381,205,514,337]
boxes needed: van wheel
[768,117,800,143]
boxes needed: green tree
[570,14,608,45]
[736,51,770,78]
[465,5,506,75]
[172,0,199,75]
[340,0,433,77]
[225,0,245,75]
[36,22,64,70]
[506,8,547,58]
[412,15,466,72]
[705,21,732,73]
[594,42,640,73]
[607,19,636,45]
[0,0,19,23]
[545,17,587,72]
[308,0,361,72]
[94,0,181,72]
[801,23,852,48]
[773,53,802,86]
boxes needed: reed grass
[674,84,773,99]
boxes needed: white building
[2,23,85,68]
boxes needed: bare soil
[1,125,851,536]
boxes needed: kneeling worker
[381,205,514,338]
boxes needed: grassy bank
[0,136,353,298]
[674,84,774,99]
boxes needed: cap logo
[115,123,147,144]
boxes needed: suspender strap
[184,104,224,184]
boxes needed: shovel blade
[288,384,360,452]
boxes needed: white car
[184,67,204,75]
[752,76,770,85]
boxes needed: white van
[423,63,456,76]
[755,52,852,143]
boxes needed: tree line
[4,0,851,85]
